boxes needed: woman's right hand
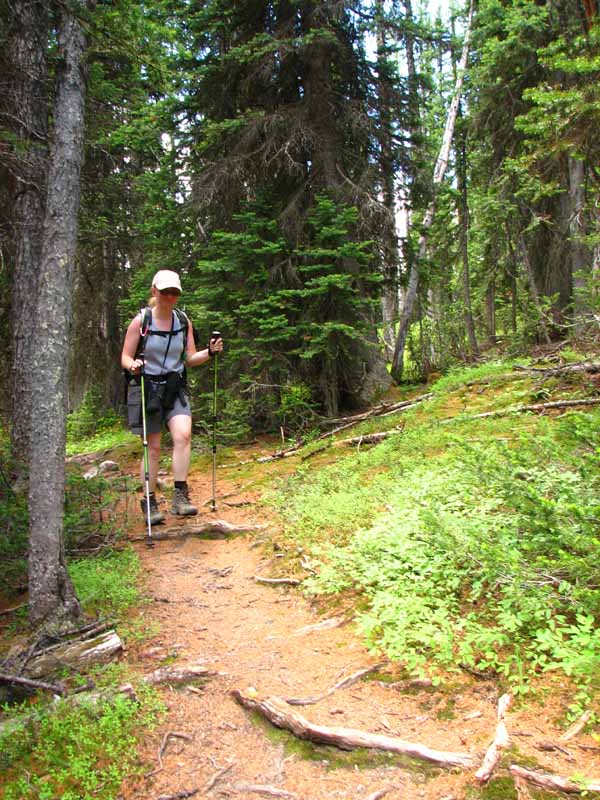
[129,358,143,375]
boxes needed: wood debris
[474,693,512,784]
[510,764,600,794]
[292,616,347,636]
[131,520,264,542]
[230,785,297,798]
[231,689,475,768]
[143,663,217,686]
[285,662,386,706]
[203,761,235,793]
[254,576,301,586]
[560,709,592,742]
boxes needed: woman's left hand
[208,336,224,355]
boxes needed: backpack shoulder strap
[136,307,152,357]
[174,308,189,351]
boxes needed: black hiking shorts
[127,381,191,436]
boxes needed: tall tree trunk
[7,0,49,463]
[456,105,478,357]
[518,233,552,345]
[375,0,400,361]
[568,157,590,330]
[391,0,475,382]
[28,0,94,629]
[486,276,496,345]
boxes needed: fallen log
[24,630,123,679]
[231,689,475,768]
[130,520,263,542]
[509,765,600,794]
[474,693,512,783]
[285,662,386,706]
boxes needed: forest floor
[117,450,600,800]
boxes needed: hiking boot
[171,484,198,516]
[140,493,165,526]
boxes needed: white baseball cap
[152,270,182,292]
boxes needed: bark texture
[28,0,94,628]
[6,0,49,460]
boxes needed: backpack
[123,307,191,404]
[135,306,189,362]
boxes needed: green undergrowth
[0,681,165,800]
[70,548,141,618]
[269,360,600,709]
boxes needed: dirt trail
[120,469,599,800]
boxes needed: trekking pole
[210,331,221,513]
[139,367,154,547]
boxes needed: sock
[174,481,187,491]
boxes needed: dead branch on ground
[0,672,65,696]
[222,394,432,467]
[0,603,26,617]
[285,662,386,706]
[474,693,512,783]
[509,765,600,794]
[231,689,475,768]
[514,361,600,376]
[444,398,600,424]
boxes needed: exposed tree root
[142,663,218,686]
[474,693,512,783]
[285,662,386,706]
[131,520,264,542]
[231,689,475,768]
[254,576,301,586]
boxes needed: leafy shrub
[0,433,129,597]
[273,397,600,692]
[67,390,121,442]
[0,686,164,800]
[69,549,141,617]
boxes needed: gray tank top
[141,311,186,377]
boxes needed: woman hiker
[121,269,223,525]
